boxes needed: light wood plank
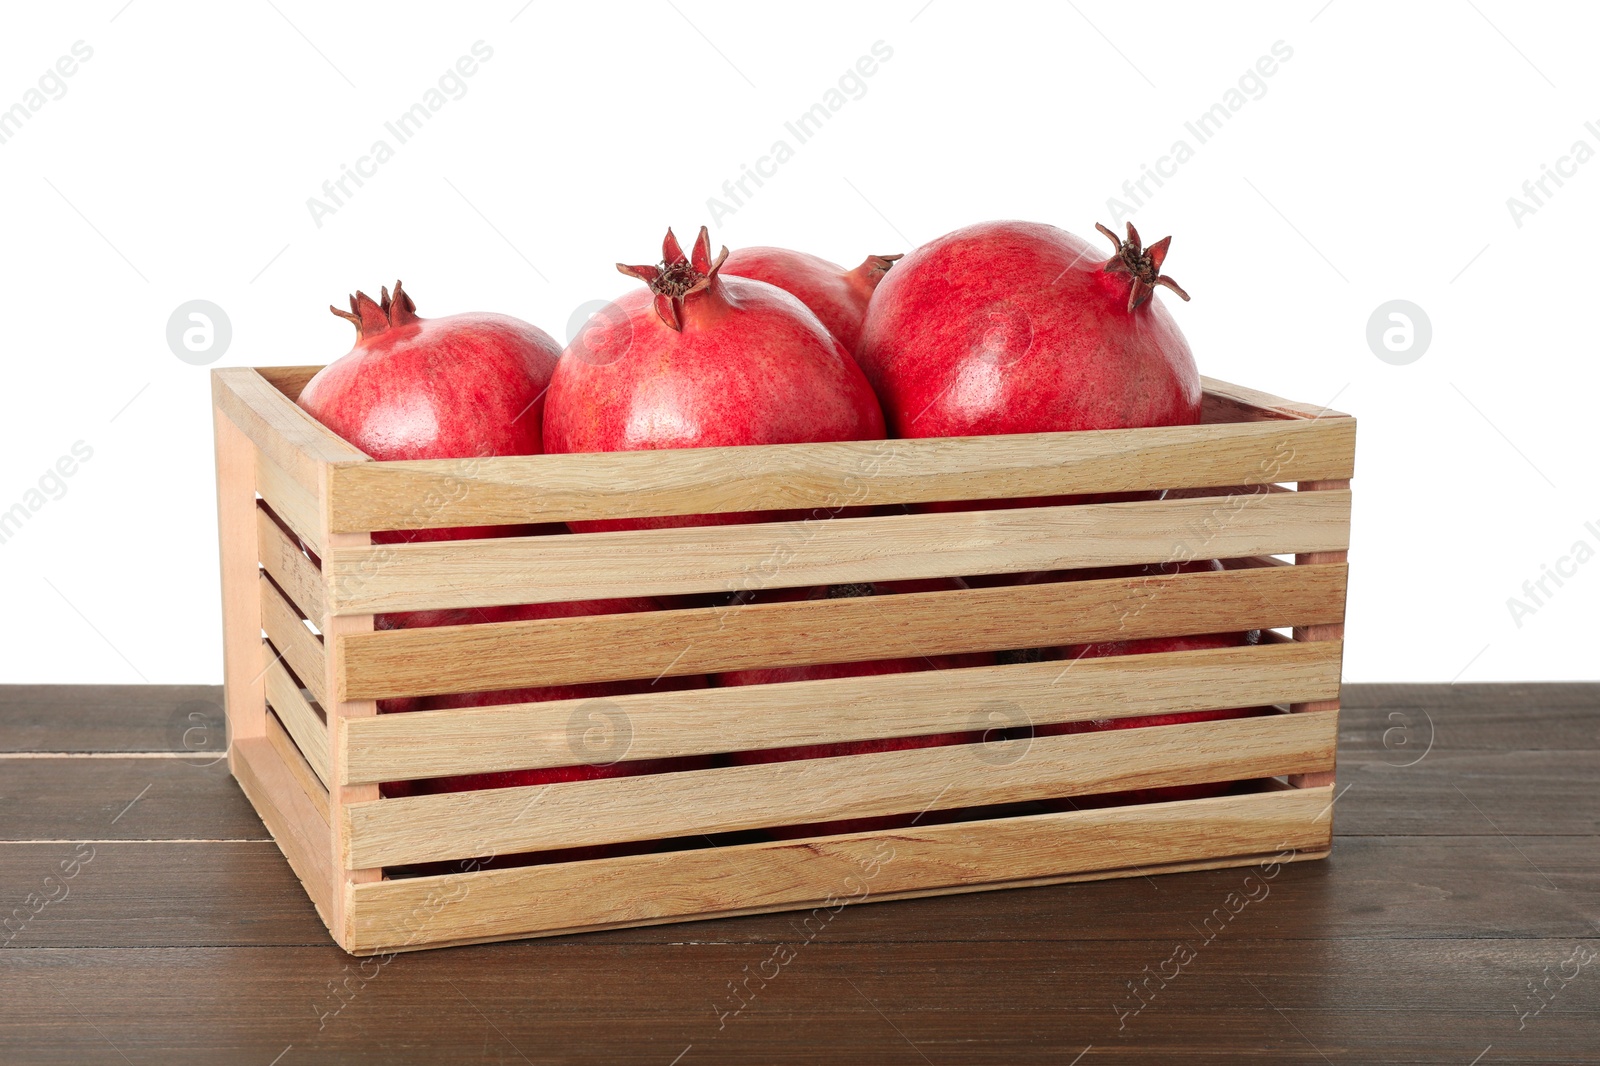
[340,561,1348,701]
[255,364,323,403]
[255,505,326,623]
[343,710,1335,867]
[1291,478,1351,790]
[211,367,367,495]
[326,418,1354,533]
[258,572,328,710]
[1201,376,1352,421]
[325,490,1353,616]
[256,449,323,559]
[341,639,1344,785]
[342,785,1334,952]
[321,525,383,946]
[263,654,329,789]
[231,736,334,928]
[264,705,330,827]
[213,408,266,744]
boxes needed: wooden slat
[256,449,323,559]
[343,710,1335,868]
[325,490,1352,616]
[231,736,334,927]
[263,654,329,790]
[341,639,1343,785]
[255,364,324,403]
[343,784,1334,952]
[322,527,384,946]
[214,409,267,745]
[255,505,325,623]
[1291,477,1351,789]
[211,367,367,495]
[340,561,1348,700]
[326,418,1354,533]
[258,573,328,710]
[1201,375,1352,421]
[265,707,331,827]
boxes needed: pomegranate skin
[721,246,899,354]
[855,220,1201,439]
[543,228,886,532]
[298,282,561,544]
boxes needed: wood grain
[1200,375,1352,421]
[0,684,225,752]
[264,707,330,827]
[212,409,266,747]
[339,561,1348,700]
[341,639,1343,785]
[345,785,1334,953]
[255,504,325,623]
[210,367,367,494]
[321,525,384,946]
[0,756,263,842]
[230,736,334,928]
[326,418,1354,532]
[1290,478,1351,789]
[324,490,1352,616]
[257,572,327,710]
[254,449,322,558]
[254,364,322,403]
[262,655,328,790]
[343,711,1335,867]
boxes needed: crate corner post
[320,463,382,951]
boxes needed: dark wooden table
[1,684,1595,1064]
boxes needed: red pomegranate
[720,246,901,353]
[721,579,990,839]
[1036,560,1268,806]
[543,227,886,532]
[855,221,1200,439]
[298,280,561,544]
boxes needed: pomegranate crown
[330,280,420,337]
[1096,222,1190,313]
[617,226,729,331]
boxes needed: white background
[0,0,1593,685]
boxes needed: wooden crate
[212,365,1354,955]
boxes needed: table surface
[0,684,1595,1064]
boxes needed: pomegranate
[543,227,886,531]
[298,280,561,544]
[721,246,901,353]
[721,579,990,839]
[854,220,1199,440]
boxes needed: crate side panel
[233,736,335,929]
[265,707,331,827]
[342,640,1343,785]
[260,573,329,709]
[344,786,1334,953]
[324,489,1352,617]
[339,561,1348,700]
[264,653,329,789]
[256,504,326,623]
[328,419,1354,532]
[257,450,323,559]
[343,710,1336,868]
